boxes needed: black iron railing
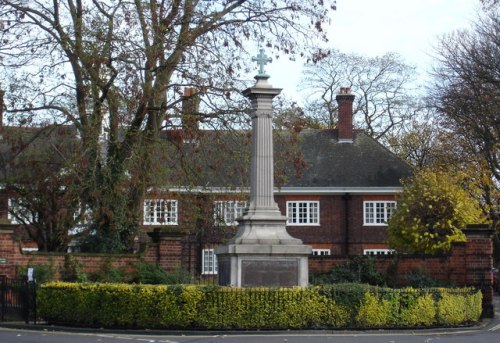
[0,275,36,323]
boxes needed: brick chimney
[336,87,355,143]
[181,87,200,134]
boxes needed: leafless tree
[300,50,418,140]
[430,6,499,189]
[0,0,337,251]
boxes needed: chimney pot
[340,87,351,94]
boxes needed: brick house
[139,87,413,278]
[0,87,412,278]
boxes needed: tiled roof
[0,125,78,182]
[0,126,412,189]
[162,128,412,190]
[283,129,412,188]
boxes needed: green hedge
[37,282,482,329]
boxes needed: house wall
[275,193,396,255]
[0,191,398,275]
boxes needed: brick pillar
[147,228,184,271]
[0,226,18,278]
[464,224,494,318]
[448,242,466,285]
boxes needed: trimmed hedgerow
[436,288,483,326]
[37,282,482,330]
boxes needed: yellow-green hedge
[37,282,482,329]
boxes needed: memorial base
[216,244,311,287]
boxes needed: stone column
[216,73,311,287]
[229,77,303,245]
[246,82,281,212]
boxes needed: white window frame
[202,249,218,275]
[312,249,331,256]
[143,199,178,225]
[363,249,395,256]
[286,201,320,226]
[213,201,247,226]
[363,201,396,226]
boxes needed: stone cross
[252,48,272,76]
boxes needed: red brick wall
[0,224,494,316]
[309,225,494,317]
[0,226,184,279]
[275,194,397,255]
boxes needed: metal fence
[200,285,480,316]
[0,275,36,323]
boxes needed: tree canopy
[387,169,484,254]
[430,6,499,191]
[0,0,337,252]
[389,5,499,252]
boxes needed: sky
[262,0,480,101]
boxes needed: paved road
[1,296,499,343]
[0,328,499,343]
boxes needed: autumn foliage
[387,169,484,254]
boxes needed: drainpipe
[342,193,351,256]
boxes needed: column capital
[242,76,282,99]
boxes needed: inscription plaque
[217,258,230,286]
[241,260,298,287]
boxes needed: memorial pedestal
[216,66,310,287]
[216,215,311,287]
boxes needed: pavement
[1,294,499,336]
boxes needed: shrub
[435,288,481,326]
[17,260,56,284]
[406,268,455,288]
[133,264,193,285]
[399,289,436,326]
[88,260,130,283]
[37,283,482,330]
[355,292,391,327]
[312,256,385,286]
[318,296,350,328]
[317,283,369,322]
[61,255,88,282]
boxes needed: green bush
[435,288,482,326]
[311,256,385,286]
[61,255,88,282]
[88,260,130,283]
[356,292,391,327]
[132,263,193,285]
[317,283,369,323]
[17,260,56,284]
[399,289,436,326]
[37,283,482,330]
[406,268,454,288]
